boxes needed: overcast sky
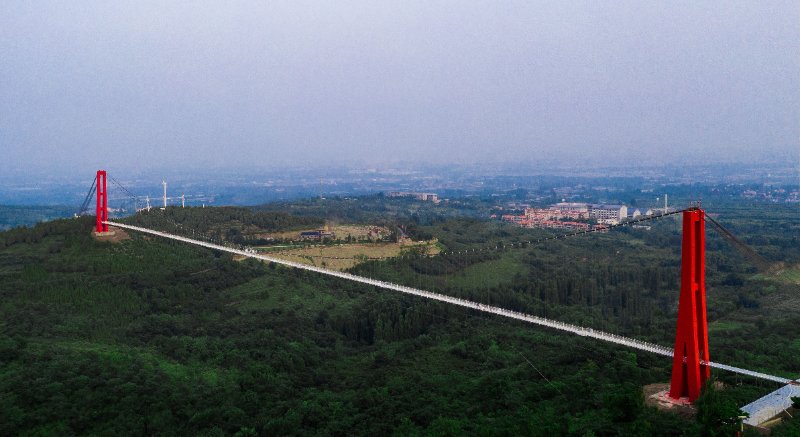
[1,1,798,175]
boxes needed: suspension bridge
[83,170,799,425]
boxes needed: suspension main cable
[704,214,773,272]
[109,176,140,203]
[76,178,97,216]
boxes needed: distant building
[500,201,636,230]
[629,208,642,218]
[417,193,439,202]
[589,204,627,224]
[501,214,526,224]
[387,191,439,203]
[506,202,531,210]
[539,221,590,231]
[646,207,675,215]
[554,202,589,213]
[300,228,335,241]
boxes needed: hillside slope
[1,212,798,435]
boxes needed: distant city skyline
[2,1,798,176]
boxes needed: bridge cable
[109,176,140,209]
[76,178,97,216]
[704,214,774,273]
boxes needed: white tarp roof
[741,382,800,426]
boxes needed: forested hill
[124,206,324,244]
[0,210,798,435]
[253,194,485,226]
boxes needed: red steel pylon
[96,170,108,233]
[668,208,710,402]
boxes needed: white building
[387,191,439,203]
[553,202,589,213]
[589,204,628,224]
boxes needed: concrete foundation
[644,384,697,418]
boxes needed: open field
[265,241,439,270]
[258,224,391,241]
[444,251,528,290]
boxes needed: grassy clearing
[258,224,390,241]
[752,265,800,285]
[445,252,527,289]
[225,272,347,316]
[774,266,800,285]
[265,241,439,271]
[708,321,745,332]
[32,339,227,386]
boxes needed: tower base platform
[643,383,697,418]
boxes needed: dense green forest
[0,200,798,435]
[255,194,485,227]
[126,207,324,245]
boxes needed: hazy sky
[1,1,798,175]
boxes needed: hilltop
[0,200,798,435]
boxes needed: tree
[695,380,747,436]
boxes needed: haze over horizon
[2,1,798,176]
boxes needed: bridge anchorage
[90,170,797,410]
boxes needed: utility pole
[737,415,747,436]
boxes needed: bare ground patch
[267,241,439,271]
[257,224,391,241]
[92,227,131,243]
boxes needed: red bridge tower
[669,208,710,402]
[95,170,108,233]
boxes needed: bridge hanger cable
[76,178,97,216]
[404,300,673,379]
[704,214,773,273]
[78,175,140,216]
[109,176,140,203]
[515,349,565,395]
